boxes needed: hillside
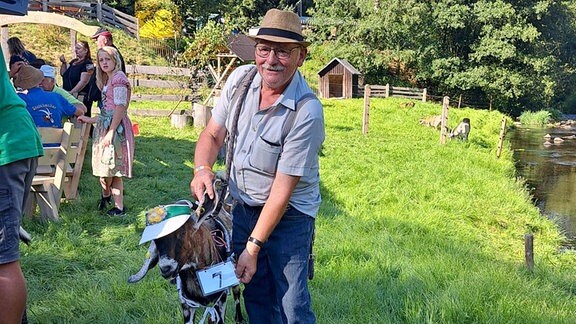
[6,23,169,67]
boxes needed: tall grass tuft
[518,110,560,126]
[21,98,576,323]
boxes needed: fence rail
[28,0,139,38]
[358,84,427,102]
[125,64,197,102]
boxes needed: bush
[518,110,556,126]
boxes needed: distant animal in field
[449,118,471,141]
[400,101,415,109]
[419,115,442,129]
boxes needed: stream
[508,125,576,248]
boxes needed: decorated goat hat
[139,201,195,244]
[250,9,310,47]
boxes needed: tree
[310,0,576,115]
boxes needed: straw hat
[13,65,43,90]
[250,9,310,47]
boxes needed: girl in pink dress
[78,46,134,216]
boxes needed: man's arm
[190,118,227,201]
[235,172,300,284]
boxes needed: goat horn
[128,241,159,283]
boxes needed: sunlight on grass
[20,98,576,323]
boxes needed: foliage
[22,99,576,322]
[105,0,135,15]
[308,1,576,116]
[518,109,560,126]
[136,0,181,39]
[139,9,180,39]
[180,20,230,68]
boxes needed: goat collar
[176,275,225,323]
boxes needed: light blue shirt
[212,65,325,217]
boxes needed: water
[508,126,576,248]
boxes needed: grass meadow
[21,98,576,323]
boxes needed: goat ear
[128,241,159,283]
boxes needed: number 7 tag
[196,260,239,296]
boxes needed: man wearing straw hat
[14,65,84,128]
[191,8,324,324]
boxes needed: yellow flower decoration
[146,206,167,225]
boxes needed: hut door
[328,74,343,98]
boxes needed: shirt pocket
[249,136,282,174]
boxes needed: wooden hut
[317,58,361,99]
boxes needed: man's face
[39,77,55,91]
[254,40,306,91]
[96,35,108,49]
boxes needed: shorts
[0,158,37,264]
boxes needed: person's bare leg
[0,261,26,324]
[99,177,112,197]
[110,177,124,210]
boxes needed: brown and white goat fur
[128,197,244,323]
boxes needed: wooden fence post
[97,0,103,23]
[422,88,427,102]
[362,85,371,135]
[458,95,462,109]
[385,83,390,98]
[496,117,507,158]
[440,96,449,144]
[525,233,534,272]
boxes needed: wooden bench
[25,121,90,221]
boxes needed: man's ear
[297,47,307,67]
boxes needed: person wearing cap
[0,44,43,324]
[190,8,324,323]
[39,64,87,114]
[15,65,84,128]
[91,28,125,72]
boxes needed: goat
[128,179,244,324]
[400,101,415,109]
[419,115,442,129]
[449,117,471,141]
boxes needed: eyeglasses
[255,45,300,59]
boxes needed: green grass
[21,98,576,323]
[518,110,563,126]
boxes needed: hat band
[257,28,304,42]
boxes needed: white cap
[39,65,56,79]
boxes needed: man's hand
[190,169,215,203]
[235,245,259,284]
